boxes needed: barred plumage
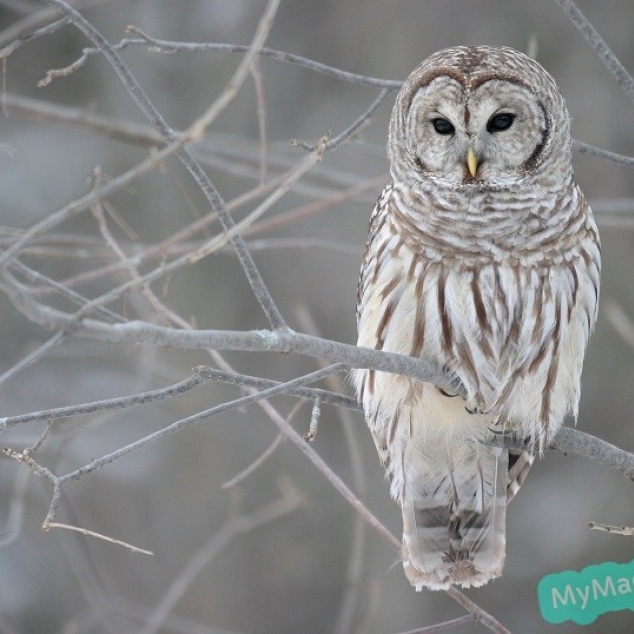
[354,46,600,591]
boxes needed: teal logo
[538,559,634,625]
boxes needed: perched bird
[354,46,600,591]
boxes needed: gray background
[2,1,634,632]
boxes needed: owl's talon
[488,428,534,450]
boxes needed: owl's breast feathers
[356,182,600,445]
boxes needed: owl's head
[388,46,571,189]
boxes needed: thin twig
[573,140,634,168]
[11,259,124,322]
[303,396,320,442]
[444,589,511,634]
[188,139,326,263]
[90,180,175,324]
[43,522,153,555]
[0,331,65,388]
[139,481,302,634]
[43,165,370,305]
[221,398,303,490]
[589,522,634,536]
[0,16,70,59]
[36,160,354,294]
[554,0,634,106]
[57,364,348,484]
[3,447,62,525]
[295,304,368,634]
[45,29,403,89]
[0,0,112,49]
[242,174,386,235]
[1,373,207,427]
[0,141,184,265]
[295,87,392,152]
[185,0,280,139]
[250,55,268,182]
[395,615,476,634]
[39,0,289,331]
[0,468,30,547]
[221,432,284,489]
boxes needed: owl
[354,46,600,591]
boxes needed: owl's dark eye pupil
[431,118,455,135]
[487,112,515,133]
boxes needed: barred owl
[354,46,600,591]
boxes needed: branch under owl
[2,311,633,484]
[488,426,634,483]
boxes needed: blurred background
[2,1,634,632]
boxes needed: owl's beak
[466,147,478,177]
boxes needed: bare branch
[444,588,511,634]
[0,140,184,265]
[0,16,70,59]
[1,373,206,428]
[221,432,284,490]
[43,522,154,555]
[139,481,303,634]
[589,522,634,536]
[295,87,392,152]
[554,0,634,106]
[395,615,476,634]
[0,332,65,388]
[0,291,461,391]
[490,426,634,482]
[295,304,368,634]
[303,396,321,442]
[39,0,289,330]
[573,140,634,168]
[188,139,326,263]
[2,447,62,525]
[56,364,348,485]
[550,427,634,481]
[0,0,112,49]
[251,55,268,182]
[0,468,30,547]
[1,92,167,146]
[48,28,403,89]
[185,0,281,140]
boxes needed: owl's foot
[437,387,460,398]
[488,428,540,452]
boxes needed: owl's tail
[400,439,509,591]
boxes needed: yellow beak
[467,147,478,177]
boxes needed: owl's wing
[356,185,394,325]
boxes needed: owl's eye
[487,112,515,133]
[431,118,455,135]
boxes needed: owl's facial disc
[405,76,548,186]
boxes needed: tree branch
[39,0,290,331]
[554,0,634,107]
